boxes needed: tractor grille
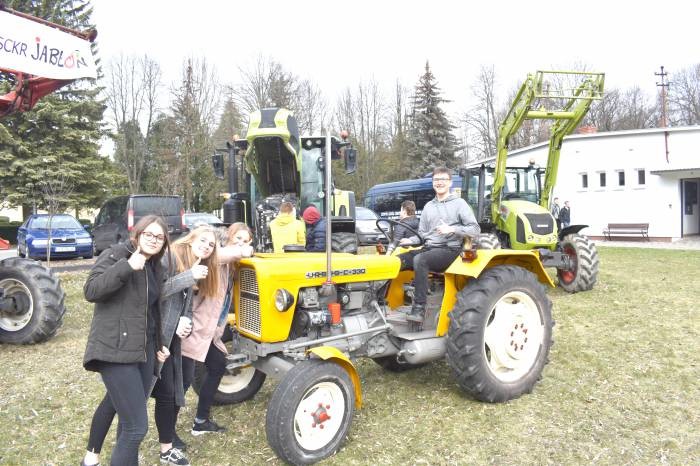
[524,213,554,235]
[51,238,76,244]
[238,267,261,337]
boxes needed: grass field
[1,247,699,465]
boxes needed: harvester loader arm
[491,71,604,222]
[0,5,97,116]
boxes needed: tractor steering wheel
[376,218,424,255]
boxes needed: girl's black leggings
[87,338,155,465]
[182,343,227,420]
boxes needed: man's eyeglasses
[142,231,166,243]
[432,177,450,183]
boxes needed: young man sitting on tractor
[399,167,481,322]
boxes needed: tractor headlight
[31,239,48,246]
[274,289,294,312]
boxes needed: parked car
[92,195,185,255]
[183,212,224,230]
[17,214,93,260]
[355,206,388,246]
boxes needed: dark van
[92,195,185,254]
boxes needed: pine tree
[0,0,111,218]
[405,61,459,178]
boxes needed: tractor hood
[244,108,301,198]
[239,252,401,285]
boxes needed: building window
[637,169,646,185]
[618,170,625,186]
[581,173,588,189]
[599,172,606,187]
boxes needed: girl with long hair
[181,222,254,436]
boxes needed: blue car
[17,214,94,260]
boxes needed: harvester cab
[214,107,359,253]
[462,70,605,292]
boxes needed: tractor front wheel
[446,265,553,402]
[266,360,355,465]
[556,234,599,293]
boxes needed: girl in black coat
[81,216,205,466]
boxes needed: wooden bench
[603,223,650,241]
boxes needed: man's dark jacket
[306,218,327,251]
[394,216,420,242]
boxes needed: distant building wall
[488,126,700,241]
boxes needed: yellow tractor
[207,116,556,464]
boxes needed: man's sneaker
[159,447,190,466]
[405,303,425,322]
[172,431,187,451]
[191,418,227,436]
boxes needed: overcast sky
[92,0,694,119]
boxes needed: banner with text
[0,10,97,79]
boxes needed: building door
[682,179,699,235]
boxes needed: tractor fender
[444,249,554,288]
[308,346,362,409]
[559,224,588,239]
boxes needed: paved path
[595,236,700,250]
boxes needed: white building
[483,126,700,241]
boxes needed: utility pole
[655,66,670,162]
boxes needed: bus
[364,175,462,219]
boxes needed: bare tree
[334,79,388,193]
[40,171,73,265]
[295,80,330,135]
[232,55,299,119]
[668,63,700,126]
[587,87,655,131]
[104,54,162,193]
[463,66,500,161]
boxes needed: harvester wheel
[446,265,552,402]
[0,258,66,344]
[331,232,358,254]
[475,233,501,249]
[266,360,355,465]
[556,234,599,293]
[192,362,266,405]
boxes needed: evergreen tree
[405,61,459,178]
[0,0,110,218]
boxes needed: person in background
[560,201,571,228]
[551,197,561,231]
[180,222,254,437]
[398,167,480,323]
[81,216,176,466]
[394,200,420,243]
[270,201,306,252]
[302,205,327,252]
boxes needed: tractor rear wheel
[266,360,355,465]
[0,258,66,344]
[446,265,552,402]
[331,232,358,254]
[192,362,266,405]
[556,234,599,293]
